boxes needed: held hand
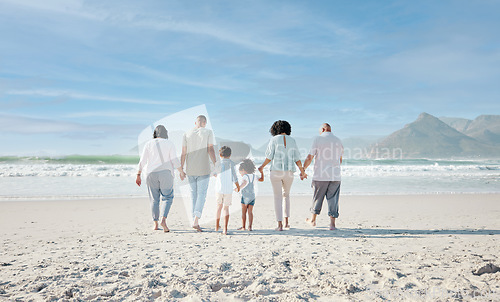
[179,171,186,181]
[257,166,265,182]
[136,175,141,187]
[300,171,308,180]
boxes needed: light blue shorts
[241,197,255,206]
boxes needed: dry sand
[1,194,499,301]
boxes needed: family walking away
[136,116,344,234]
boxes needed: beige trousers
[270,170,294,222]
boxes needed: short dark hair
[153,125,168,139]
[269,120,291,136]
[239,158,256,173]
[219,146,231,157]
[197,115,207,123]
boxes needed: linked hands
[179,170,186,181]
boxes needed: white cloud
[6,89,175,105]
[1,0,359,57]
[124,64,247,91]
[0,113,141,137]
[0,113,79,134]
[63,110,160,119]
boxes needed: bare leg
[275,221,283,231]
[192,216,202,232]
[223,206,229,235]
[248,205,254,231]
[160,217,169,232]
[330,216,337,230]
[153,221,160,230]
[284,217,290,229]
[238,204,247,230]
[306,214,317,227]
[215,204,223,231]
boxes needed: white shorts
[216,193,232,206]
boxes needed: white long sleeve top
[137,138,180,176]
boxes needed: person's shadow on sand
[231,227,500,239]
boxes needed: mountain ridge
[371,113,500,158]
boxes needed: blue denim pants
[188,174,210,219]
[146,170,174,221]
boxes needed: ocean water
[0,156,499,201]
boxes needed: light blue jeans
[146,170,174,221]
[188,174,210,219]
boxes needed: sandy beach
[1,194,499,301]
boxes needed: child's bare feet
[215,225,220,232]
[237,227,246,231]
[275,226,283,231]
[222,229,228,235]
[305,218,316,227]
[284,224,290,229]
[192,225,203,232]
[329,224,337,230]
[248,226,253,231]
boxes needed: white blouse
[138,138,180,176]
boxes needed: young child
[237,159,258,231]
[215,146,240,235]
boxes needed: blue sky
[1,0,499,155]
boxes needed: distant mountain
[215,137,267,162]
[440,115,500,146]
[371,113,500,158]
[463,115,500,145]
[342,135,383,150]
[439,117,472,133]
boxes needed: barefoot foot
[275,226,283,231]
[237,227,246,231]
[192,225,203,232]
[306,218,316,227]
[160,222,169,233]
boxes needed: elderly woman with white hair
[136,125,185,232]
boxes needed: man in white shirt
[303,123,343,230]
[181,115,217,232]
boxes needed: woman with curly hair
[258,120,307,231]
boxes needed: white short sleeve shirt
[309,132,343,181]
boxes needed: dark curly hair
[153,125,168,139]
[219,146,232,158]
[239,158,256,173]
[269,120,291,136]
